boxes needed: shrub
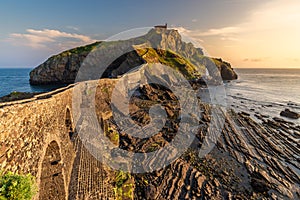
[114,171,134,200]
[0,171,37,200]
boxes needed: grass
[0,171,37,200]
[10,91,21,96]
[52,41,101,58]
[114,171,134,200]
[135,48,204,80]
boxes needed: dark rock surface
[214,58,238,80]
[280,108,300,119]
[93,79,300,199]
[0,91,38,102]
[29,42,101,85]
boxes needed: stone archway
[39,141,66,200]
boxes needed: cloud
[175,27,204,45]
[243,58,268,62]
[196,27,242,37]
[175,26,191,34]
[175,26,241,37]
[175,26,241,43]
[176,0,300,68]
[191,19,197,22]
[8,28,95,49]
[286,58,300,62]
[220,37,240,41]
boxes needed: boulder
[280,109,300,119]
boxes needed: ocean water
[0,68,65,98]
[225,68,300,124]
[0,68,299,124]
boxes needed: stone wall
[0,86,76,199]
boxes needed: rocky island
[0,28,299,200]
[29,28,237,85]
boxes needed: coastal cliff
[29,42,101,85]
[29,28,237,85]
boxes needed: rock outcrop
[29,42,101,85]
[94,79,300,199]
[30,28,237,85]
[0,91,38,102]
[280,108,300,119]
[213,58,238,80]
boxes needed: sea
[0,68,65,97]
[225,68,300,124]
[0,68,299,124]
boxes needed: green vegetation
[10,91,21,96]
[158,49,201,79]
[183,149,212,178]
[56,41,101,57]
[101,86,110,95]
[106,126,119,146]
[114,170,134,200]
[115,170,130,188]
[0,171,37,200]
[136,48,203,80]
[210,58,223,69]
[146,142,160,152]
[9,91,33,99]
[0,91,36,103]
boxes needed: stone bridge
[0,85,115,200]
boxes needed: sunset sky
[1,0,299,68]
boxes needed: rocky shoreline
[228,93,300,126]
[90,79,300,199]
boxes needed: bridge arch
[39,140,66,200]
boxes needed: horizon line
[1,66,300,69]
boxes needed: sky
[0,0,300,68]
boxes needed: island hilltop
[29,28,237,85]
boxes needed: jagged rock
[280,109,300,119]
[250,177,270,193]
[213,58,238,80]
